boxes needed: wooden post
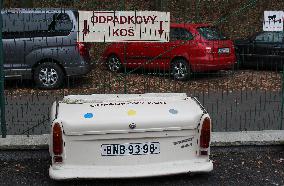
[161,0,168,11]
[154,0,161,11]
[15,0,33,8]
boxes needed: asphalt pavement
[0,146,283,186]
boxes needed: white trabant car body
[49,93,213,180]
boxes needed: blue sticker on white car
[169,109,178,114]
[84,113,94,118]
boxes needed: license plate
[218,48,230,54]
[101,142,160,156]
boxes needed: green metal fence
[1,0,284,137]
[0,0,5,137]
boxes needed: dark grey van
[2,8,91,89]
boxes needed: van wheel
[171,59,190,81]
[107,55,121,72]
[34,62,64,89]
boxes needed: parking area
[4,65,282,94]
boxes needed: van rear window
[2,12,73,39]
[197,27,226,40]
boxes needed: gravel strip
[4,66,282,95]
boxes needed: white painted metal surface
[49,93,213,180]
[77,11,170,42]
[263,11,284,31]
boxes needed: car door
[139,27,194,71]
[164,27,194,64]
[126,41,168,71]
[125,42,145,69]
[138,42,168,71]
[235,37,255,68]
[2,12,28,78]
[2,12,57,78]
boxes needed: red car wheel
[107,55,122,72]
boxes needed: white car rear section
[49,93,213,180]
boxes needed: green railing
[1,0,284,137]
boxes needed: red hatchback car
[102,23,236,80]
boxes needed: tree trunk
[161,0,168,11]
[154,0,161,10]
[154,0,168,11]
[56,0,74,5]
[14,0,33,8]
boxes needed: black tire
[170,58,190,81]
[106,55,122,72]
[33,62,64,89]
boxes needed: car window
[170,28,193,41]
[197,27,226,40]
[2,12,73,39]
[254,32,284,43]
[48,13,73,33]
[170,28,179,41]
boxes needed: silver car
[2,8,91,89]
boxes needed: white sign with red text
[263,11,284,31]
[78,11,170,42]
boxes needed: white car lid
[55,93,205,135]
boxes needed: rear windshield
[197,27,226,40]
[2,12,73,39]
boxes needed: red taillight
[200,117,211,149]
[76,42,91,59]
[53,123,63,156]
[53,156,63,163]
[205,46,213,54]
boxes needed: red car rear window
[197,27,227,40]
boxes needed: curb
[0,134,49,149]
[0,131,283,149]
[211,130,284,146]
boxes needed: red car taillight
[205,46,213,54]
[53,123,63,162]
[76,42,91,60]
[200,117,211,149]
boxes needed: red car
[102,23,236,80]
